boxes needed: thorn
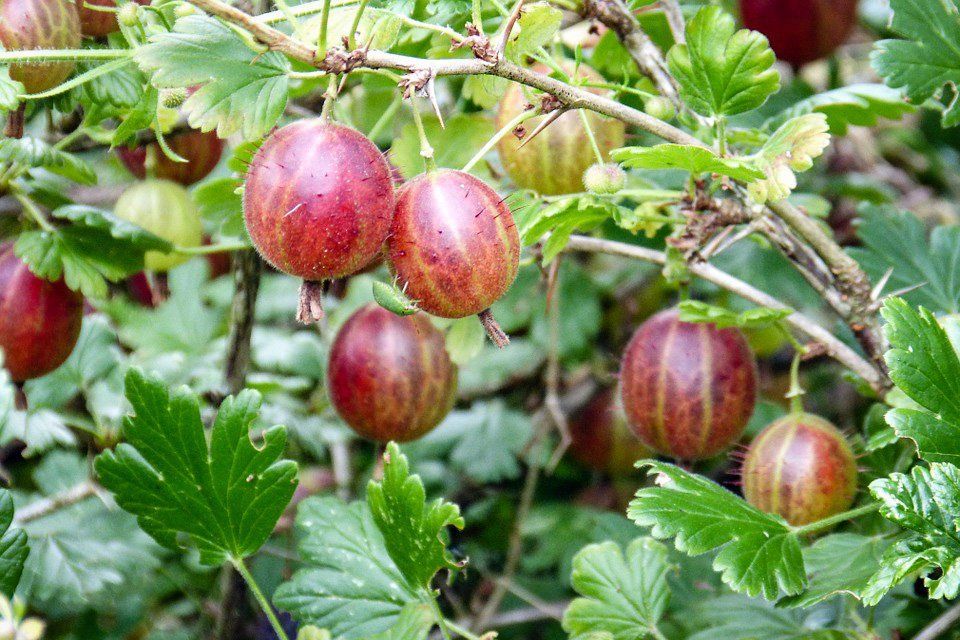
[870,267,894,301]
[518,109,565,149]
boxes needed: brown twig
[13,480,99,524]
[913,601,960,640]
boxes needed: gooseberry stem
[347,0,369,49]
[231,558,291,640]
[409,97,437,172]
[445,619,483,640]
[0,48,131,63]
[317,0,332,57]
[577,109,606,166]
[174,241,251,255]
[462,106,540,174]
[790,502,881,536]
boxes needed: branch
[13,480,99,524]
[563,234,884,392]
[914,601,960,640]
[581,0,680,107]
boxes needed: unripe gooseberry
[116,2,141,28]
[742,413,858,526]
[114,179,202,271]
[388,169,519,344]
[644,96,675,121]
[620,308,758,460]
[243,119,395,323]
[583,162,625,195]
[117,129,224,186]
[569,388,651,476]
[0,0,81,94]
[739,0,858,67]
[328,304,457,443]
[0,245,83,382]
[496,63,626,195]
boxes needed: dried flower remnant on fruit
[620,308,757,460]
[328,304,456,442]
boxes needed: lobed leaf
[95,368,298,566]
[0,490,28,598]
[611,144,764,182]
[628,461,805,600]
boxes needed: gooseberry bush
[4,0,960,637]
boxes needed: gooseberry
[496,63,626,196]
[569,388,651,476]
[76,0,148,37]
[117,129,224,186]
[742,413,858,526]
[114,179,203,272]
[243,119,394,323]
[0,245,83,382]
[387,169,519,345]
[619,308,758,460]
[739,0,858,67]
[328,304,457,443]
[0,0,81,94]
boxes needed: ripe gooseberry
[739,0,858,67]
[114,179,202,271]
[388,169,520,346]
[496,63,625,196]
[117,129,224,186]
[243,119,394,323]
[742,413,858,526]
[619,308,758,460]
[75,0,148,37]
[328,304,457,443]
[0,0,81,94]
[0,245,83,382]
[569,388,651,477]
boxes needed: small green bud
[583,162,626,195]
[372,280,418,316]
[117,2,140,27]
[644,96,676,121]
[159,87,188,109]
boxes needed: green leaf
[864,463,960,603]
[390,114,495,179]
[667,6,780,117]
[611,144,764,182]
[777,534,890,608]
[678,300,791,330]
[95,368,298,565]
[444,316,486,365]
[366,442,465,590]
[628,461,805,599]
[0,67,23,112]
[14,205,172,299]
[520,195,623,262]
[273,496,425,638]
[113,84,158,147]
[505,2,562,60]
[0,489,28,598]
[747,114,831,204]
[685,594,849,640]
[194,176,245,238]
[880,298,960,463]
[135,15,290,139]
[871,0,960,127]
[0,137,96,185]
[764,84,916,135]
[367,603,434,640]
[850,205,960,314]
[562,538,671,640]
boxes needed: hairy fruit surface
[496,63,625,195]
[114,179,202,271]
[742,413,858,526]
[388,169,520,319]
[739,0,858,67]
[328,304,456,443]
[0,246,83,382]
[117,129,224,186]
[619,308,758,460]
[0,0,81,94]
[242,120,395,282]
